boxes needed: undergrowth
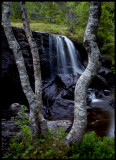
[2,105,115,159]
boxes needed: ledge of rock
[47,119,72,133]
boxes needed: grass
[11,21,115,64]
[11,21,74,38]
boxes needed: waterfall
[48,34,85,78]
[56,36,68,74]
[63,36,85,74]
[89,92,96,102]
[41,35,45,54]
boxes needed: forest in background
[8,1,115,65]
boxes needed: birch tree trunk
[20,1,48,137]
[64,1,101,146]
[2,2,48,138]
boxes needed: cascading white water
[56,36,68,74]
[63,36,85,74]
[48,34,85,78]
[49,34,54,78]
[41,35,45,54]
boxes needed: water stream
[48,34,85,78]
[87,93,115,138]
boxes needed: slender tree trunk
[2,2,48,139]
[20,2,48,136]
[64,1,101,146]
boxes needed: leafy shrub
[68,131,115,159]
[12,104,29,127]
[2,105,32,159]
[2,105,69,159]
[2,105,115,159]
[28,128,69,159]
[111,65,115,74]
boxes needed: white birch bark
[2,2,35,106]
[2,2,48,138]
[20,2,48,136]
[64,2,101,146]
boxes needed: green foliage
[2,127,69,159]
[97,2,115,63]
[2,104,69,159]
[28,128,69,159]
[3,116,115,159]
[11,104,29,127]
[2,104,115,159]
[10,2,114,64]
[11,2,22,21]
[68,131,115,159]
[2,105,31,159]
[111,65,115,74]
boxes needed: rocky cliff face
[1,26,50,110]
[1,26,50,80]
[1,25,114,113]
[1,26,87,110]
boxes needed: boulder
[98,67,115,86]
[1,119,21,155]
[101,56,112,69]
[50,99,74,120]
[42,73,81,106]
[89,75,109,90]
[109,99,115,109]
[47,119,72,133]
[55,73,81,89]
[8,103,23,118]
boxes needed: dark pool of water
[46,95,115,138]
[86,96,115,138]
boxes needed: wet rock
[9,103,22,113]
[86,106,93,111]
[1,25,50,81]
[6,103,22,119]
[50,99,74,120]
[47,120,72,133]
[18,41,30,49]
[55,73,81,89]
[89,75,109,90]
[104,90,111,96]
[42,73,81,106]
[87,97,92,105]
[61,89,74,100]
[95,89,104,98]
[101,56,112,69]
[98,67,112,77]
[1,119,21,155]
[109,99,115,109]
[42,80,64,106]
[98,67,115,87]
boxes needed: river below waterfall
[86,95,115,138]
[45,92,115,138]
